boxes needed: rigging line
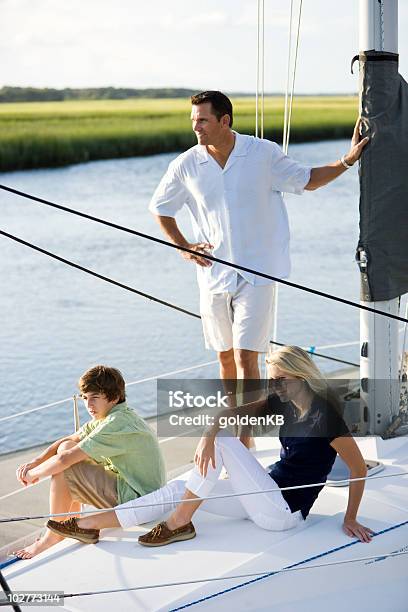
[285,0,303,154]
[0,229,200,321]
[172,520,408,610]
[125,360,219,387]
[261,0,265,138]
[1,471,406,524]
[275,0,296,350]
[269,341,358,367]
[255,0,261,137]
[283,0,294,151]
[47,550,408,601]
[0,397,72,424]
[0,360,218,424]
[313,340,359,350]
[0,225,398,374]
[0,478,51,503]
[0,345,360,430]
[0,338,359,427]
[1,220,407,326]
[1,188,408,324]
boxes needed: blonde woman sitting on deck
[48,346,374,546]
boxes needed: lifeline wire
[1,470,406,524]
[33,550,406,602]
[3,347,353,432]
[1,186,408,325]
[0,342,359,426]
[171,519,408,610]
[0,360,218,425]
[269,340,358,367]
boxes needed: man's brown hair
[191,90,233,127]
[79,365,126,404]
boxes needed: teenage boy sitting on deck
[14,365,166,559]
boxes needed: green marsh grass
[0,96,358,172]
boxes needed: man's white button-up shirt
[149,132,310,293]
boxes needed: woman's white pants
[116,434,303,531]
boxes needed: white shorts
[199,275,276,353]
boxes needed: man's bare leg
[234,349,260,448]
[218,349,236,380]
[217,348,240,454]
[217,348,260,449]
[15,441,76,559]
[234,349,259,380]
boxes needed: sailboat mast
[358,0,399,435]
[359,0,398,53]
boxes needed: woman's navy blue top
[266,394,350,519]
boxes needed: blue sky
[2,0,407,94]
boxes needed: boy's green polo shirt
[77,402,166,504]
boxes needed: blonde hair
[266,345,339,408]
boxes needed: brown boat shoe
[138,521,196,547]
[46,518,100,544]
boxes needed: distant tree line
[0,86,199,103]
[0,87,351,103]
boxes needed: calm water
[1,140,364,453]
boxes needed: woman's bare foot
[14,529,63,559]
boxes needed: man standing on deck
[149,91,368,443]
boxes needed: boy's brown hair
[79,365,126,404]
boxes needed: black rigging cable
[0,229,200,321]
[269,341,358,367]
[0,229,358,367]
[1,183,407,324]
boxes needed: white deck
[4,437,408,612]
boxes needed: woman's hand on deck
[342,518,374,543]
[195,435,216,477]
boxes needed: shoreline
[0,96,358,172]
[0,128,354,174]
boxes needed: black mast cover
[357,50,408,301]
